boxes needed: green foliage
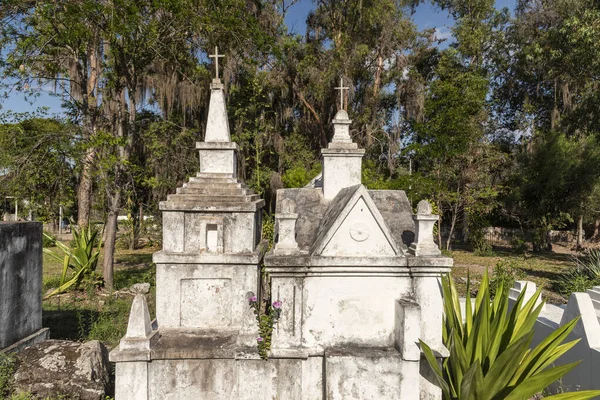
[43,225,103,297]
[420,271,600,400]
[557,268,596,296]
[83,298,132,344]
[0,118,78,220]
[282,162,322,188]
[261,213,275,250]
[42,232,56,248]
[571,249,600,280]
[0,352,16,398]
[509,235,528,255]
[248,296,282,360]
[489,260,525,297]
[468,214,493,256]
[557,249,600,295]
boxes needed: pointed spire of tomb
[204,47,230,143]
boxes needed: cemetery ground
[42,244,156,347]
[39,238,579,349]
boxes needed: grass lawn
[42,244,156,348]
[449,245,576,305]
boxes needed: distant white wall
[508,282,600,393]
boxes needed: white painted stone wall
[507,282,600,392]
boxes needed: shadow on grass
[116,252,153,267]
[518,267,564,283]
[114,263,156,290]
[43,296,133,346]
[42,308,102,341]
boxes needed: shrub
[489,260,526,297]
[420,271,600,400]
[557,249,600,295]
[510,235,528,254]
[571,249,600,280]
[557,268,597,296]
[43,225,103,298]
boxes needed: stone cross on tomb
[209,46,225,80]
[334,77,349,111]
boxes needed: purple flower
[249,295,257,303]
[257,337,264,342]
[272,300,282,309]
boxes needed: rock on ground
[13,340,112,400]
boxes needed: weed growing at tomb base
[249,295,281,360]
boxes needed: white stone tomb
[110,73,453,400]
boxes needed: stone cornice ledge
[159,199,265,212]
[195,142,239,150]
[264,255,452,268]
[154,240,268,264]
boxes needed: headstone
[110,71,453,399]
[0,222,49,353]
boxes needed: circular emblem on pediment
[350,221,370,242]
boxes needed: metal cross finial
[209,46,225,79]
[334,77,350,110]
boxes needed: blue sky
[2,0,516,116]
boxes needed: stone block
[324,348,405,400]
[0,222,43,350]
[301,276,412,348]
[199,148,236,175]
[395,299,421,361]
[321,151,364,200]
[162,212,184,252]
[14,340,111,400]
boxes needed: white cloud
[434,26,453,42]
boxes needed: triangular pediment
[311,185,401,257]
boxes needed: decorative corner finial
[209,46,225,80]
[416,200,433,215]
[334,77,349,111]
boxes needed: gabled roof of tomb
[310,185,400,256]
[274,186,414,255]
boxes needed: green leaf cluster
[43,225,103,297]
[420,272,600,399]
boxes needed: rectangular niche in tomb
[184,214,224,253]
[206,224,218,252]
[180,278,232,328]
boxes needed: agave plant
[43,224,103,298]
[571,249,600,280]
[420,271,600,400]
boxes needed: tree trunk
[437,203,442,248]
[446,209,458,251]
[577,214,584,250]
[593,218,600,240]
[77,35,100,228]
[103,189,120,292]
[128,91,140,250]
[77,147,96,227]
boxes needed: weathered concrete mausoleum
[110,55,453,399]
